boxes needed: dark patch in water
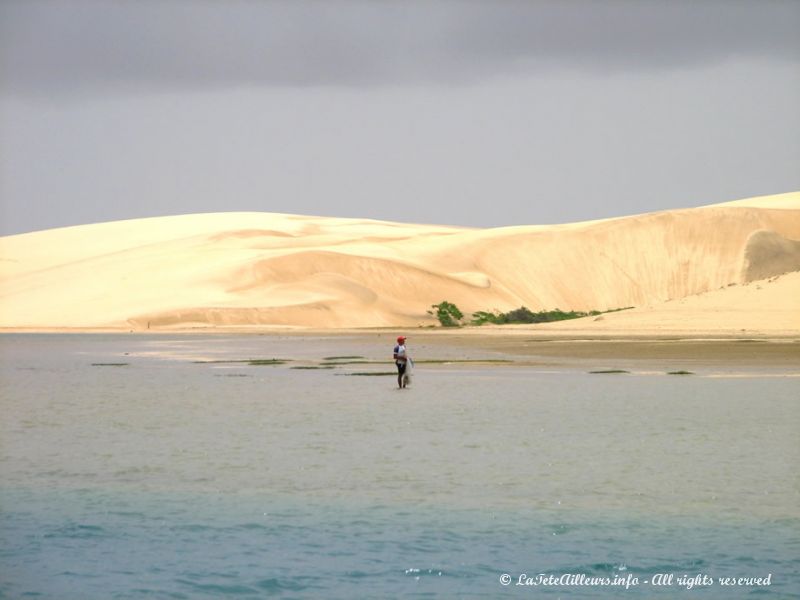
[416,359,513,364]
[256,577,308,592]
[339,372,396,377]
[131,590,188,599]
[236,523,269,531]
[193,359,252,364]
[320,360,374,366]
[193,358,289,365]
[44,524,108,540]
[171,524,215,533]
[248,359,288,366]
[107,511,146,519]
[344,570,372,579]
[175,579,257,595]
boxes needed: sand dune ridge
[1,192,798,331]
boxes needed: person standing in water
[393,336,410,389]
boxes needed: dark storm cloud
[2,0,798,94]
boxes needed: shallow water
[1,334,798,598]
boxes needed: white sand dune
[1,192,798,332]
[464,270,800,336]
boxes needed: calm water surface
[1,334,798,599]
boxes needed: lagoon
[1,333,798,598]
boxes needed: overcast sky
[1,0,799,235]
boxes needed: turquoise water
[1,334,798,599]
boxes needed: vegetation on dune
[428,301,464,327]
[472,305,633,325]
[427,300,633,327]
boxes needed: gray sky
[1,0,799,235]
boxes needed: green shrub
[428,301,464,327]
[471,305,633,325]
[471,310,503,325]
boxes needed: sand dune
[1,192,798,332]
[460,270,800,336]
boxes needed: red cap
[397,336,406,343]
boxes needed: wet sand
[5,327,796,368]
[427,334,800,367]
